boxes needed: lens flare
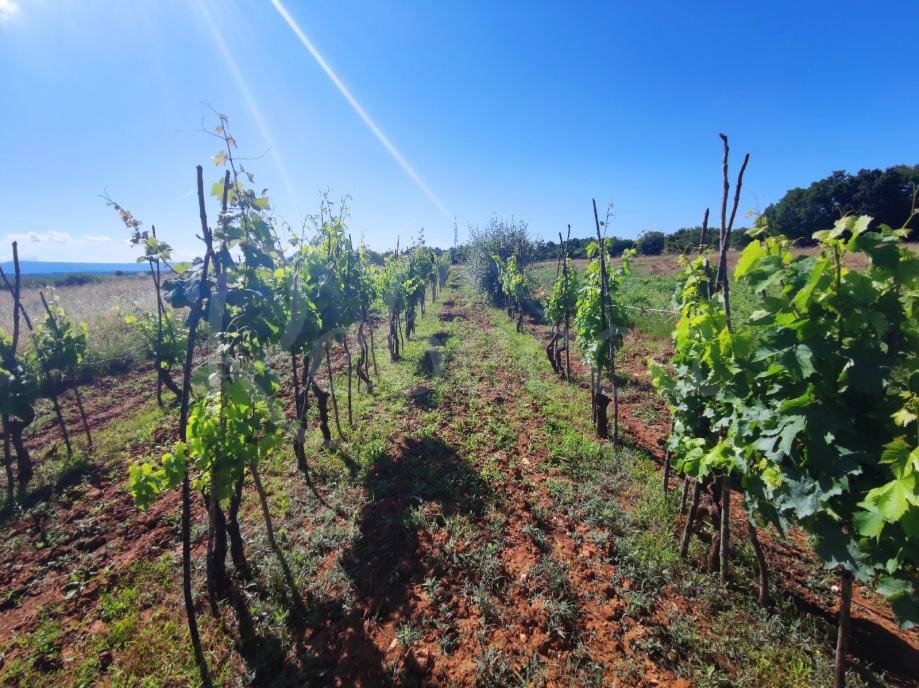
[199,2,298,203]
[268,0,451,220]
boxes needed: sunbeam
[267,0,452,220]
[198,1,298,204]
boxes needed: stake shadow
[227,582,308,686]
[0,452,104,524]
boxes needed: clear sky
[1,0,917,261]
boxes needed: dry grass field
[0,275,158,373]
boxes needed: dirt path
[293,290,683,685]
[283,279,915,686]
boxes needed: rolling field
[0,274,158,376]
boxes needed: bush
[635,230,666,255]
[465,217,533,304]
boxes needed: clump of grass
[530,556,579,641]
[522,522,551,552]
[543,597,579,640]
[395,623,423,648]
[473,646,517,688]
[547,432,606,478]
[9,613,64,675]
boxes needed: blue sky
[1,0,917,261]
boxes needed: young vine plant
[652,214,919,686]
[493,252,529,332]
[573,243,634,439]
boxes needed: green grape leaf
[795,345,815,378]
[890,594,919,630]
[860,477,914,523]
[853,507,885,538]
[812,526,857,571]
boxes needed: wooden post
[593,199,618,444]
[680,480,703,557]
[719,472,731,581]
[663,419,675,493]
[679,477,691,514]
[713,135,749,582]
[698,208,710,250]
[179,164,216,687]
[833,570,853,688]
[151,225,163,406]
[746,516,770,606]
[326,346,344,440]
[563,225,572,380]
[343,335,354,426]
[0,243,35,497]
[205,170,231,617]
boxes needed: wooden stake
[326,345,344,440]
[179,164,216,687]
[719,472,731,581]
[746,516,770,606]
[663,419,675,493]
[592,199,618,444]
[680,480,702,558]
[833,570,853,688]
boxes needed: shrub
[465,217,533,304]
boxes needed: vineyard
[0,126,916,688]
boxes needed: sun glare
[268,0,452,220]
[198,1,298,204]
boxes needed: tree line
[452,163,918,262]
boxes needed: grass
[529,252,776,340]
[466,275,887,686]
[538,435,883,687]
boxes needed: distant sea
[0,261,148,276]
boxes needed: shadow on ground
[292,434,489,685]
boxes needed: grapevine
[654,210,919,686]
[574,231,633,440]
[119,114,431,684]
[545,229,578,378]
[105,196,182,405]
[492,252,529,332]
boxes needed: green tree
[635,230,666,255]
[764,165,919,242]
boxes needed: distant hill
[0,261,148,276]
